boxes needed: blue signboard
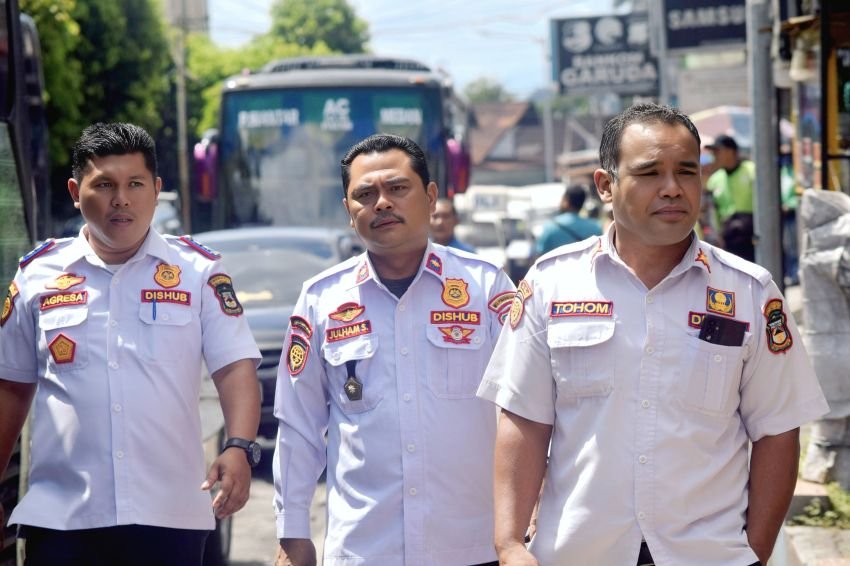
[665,0,747,51]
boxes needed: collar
[351,241,445,288]
[595,225,708,277]
[61,227,171,270]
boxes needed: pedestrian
[273,134,516,565]
[706,134,756,261]
[430,197,476,253]
[0,122,262,565]
[534,184,602,256]
[477,103,829,565]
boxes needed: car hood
[244,305,293,350]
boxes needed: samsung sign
[665,0,746,51]
[552,14,658,96]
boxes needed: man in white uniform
[478,104,829,566]
[274,134,515,566]
[0,123,261,564]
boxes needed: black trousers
[20,524,210,566]
[637,541,761,566]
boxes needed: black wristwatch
[222,437,262,468]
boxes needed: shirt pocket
[137,303,194,363]
[678,336,746,417]
[547,319,616,402]
[424,325,487,399]
[40,307,89,372]
[322,335,382,414]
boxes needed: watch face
[249,442,262,466]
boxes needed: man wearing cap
[706,134,756,261]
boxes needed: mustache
[370,212,404,229]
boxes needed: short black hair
[71,122,157,182]
[705,134,738,151]
[599,103,700,180]
[563,184,588,211]
[340,134,430,197]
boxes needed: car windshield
[208,236,338,308]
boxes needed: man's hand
[497,542,539,566]
[276,538,317,566]
[201,446,251,519]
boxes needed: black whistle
[344,360,362,401]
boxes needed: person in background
[478,103,828,565]
[780,154,800,285]
[274,134,515,565]
[534,184,602,256]
[430,197,476,253]
[0,123,261,564]
[706,134,756,261]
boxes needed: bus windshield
[218,86,445,229]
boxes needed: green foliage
[789,485,850,529]
[269,0,368,53]
[463,77,516,104]
[20,0,81,168]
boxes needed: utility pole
[174,0,192,233]
[747,0,782,285]
[648,0,669,105]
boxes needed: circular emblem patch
[155,264,182,288]
[287,334,310,375]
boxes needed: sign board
[552,14,658,97]
[664,0,746,51]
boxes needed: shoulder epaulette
[178,235,221,260]
[711,245,772,286]
[536,236,599,266]
[442,246,501,270]
[19,239,56,269]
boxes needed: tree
[269,0,368,53]
[463,77,516,104]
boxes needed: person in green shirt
[706,135,756,261]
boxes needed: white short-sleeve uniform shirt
[477,231,829,566]
[273,242,516,566]
[0,229,260,531]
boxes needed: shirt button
[400,347,409,356]
[116,450,125,459]
[639,455,648,464]
[403,394,412,402]
[714,354,723,362]
[409,488,417,496]
[645,346,654,354]
[111,277,120,286]
[162,314,170,321]
[473,336,481,344]
[407,444,416,453]
[646,296,654,304]
[110,320,118,327]
[638,511,646,520]
[113,404,122,413]
[399,303,406,311]
[365,345,372,353]
[109,361,119,369]
[641,400,650,409]
[333,352,341,361]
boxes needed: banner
[665,0,746,51]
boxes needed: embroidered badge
[207,274,243,316]
[707,287,735,317]
[488,291,514,314]
[326,321,372,343]
[509,279,533,329]
[46,273,86,291]
[550,301,613,317]
[179,235,221,259]
[48,333,76,364]
[289,315,313,337]
[695,248,711,272]
[439,325,475,344]
[441,278,470,309]
[356,262,369,284]
[154,263,182,288]
[40,291,88,311]
[1,282,19,327]
[430,310,481,325]
[329,302,365,323]
[19,239,56,269]
[426,253,443,275]
[287,334,310,375]
[764,298,792,353]
[141,289,191,306]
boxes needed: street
[229,442,326,565]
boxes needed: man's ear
[67,178,81,209]
[155,177,162,200]
[343,198,354,228]
[426,182,438,212]
[593,169,614,204]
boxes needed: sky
[208,0,616,98]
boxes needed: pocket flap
[322,335,379,367]
[425,325,485,350]
[547,319,615,348]
[138,304,193,326]
[40,307,88,331]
